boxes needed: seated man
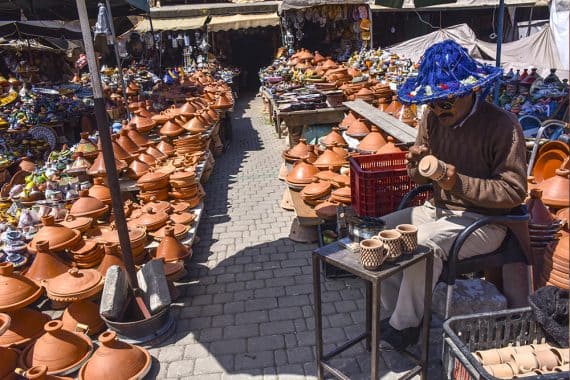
[379,40,528,350]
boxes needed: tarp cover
[0,20,82,39]
[208,13,280,32]
[279,0,370,13]
[134,16,207,32]
[373,0,547,8]
[387,23,569,79]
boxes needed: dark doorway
[213,26,280,91]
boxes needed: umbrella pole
[75,0,140,297]
[493,0,505,104]
[105,0,131,119]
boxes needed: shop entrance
[213,27,280,91]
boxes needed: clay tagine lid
[87,151,127,177]
[145,197,173,213]
[287,138,310,159]
[24,241,70,285]
[375,136,403,154]
[70,190,109,219]
[0,307,51,348]
[156,136,175,156]
[145,145,167,161]
[74,132,98,159]
[60,215,93,233]
[127,159,150,179]
[99,225,146,247]
[160,119,185,137]
[117,128,142,155]
[45,267,103,302]
[88,177,111,205]
[526,188,556,227]
[301,179,332,198]
[110,134,133,162]
[61,300,105,337]
[20,320,93,375]
[78,331,151,380]
[358,126,388,152]
[1,261,44,311]
[129,113,156,134]
[313,146,347,169]
[321,127,347,148]
[155,226,192,262]
[346,118,371,138]
[28,216,81,254]
[169,211,195,225]
[130,208,169,231]
[0,346,19,380]
[18,365,74,380]
[286,159,320,185]
[538,158,570,208]
[127,124,150,147]
[97,242,125,276]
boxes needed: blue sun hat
[397,40,502,105]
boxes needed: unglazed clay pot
[61,300,105,337]
[286,138,310,159]
[60,215,93,233]
[321,127,347,148]
[88,177,111,205]
[78,331,151,380]
[156,136,176,156]
[538,158,570,208]
[117,129,142,155]
[126,159,150,180]
[0,345,19,380]
[45,268,104,303]
[127,124,150,148]
[87,151,127,177]
[286,159,320,185]
[129,111,156,133]
[24,241,70,285]
[313,146,347,171]
[159,118,185,137]
[17,365,73,380]
[527,189,556,226]
[69,190,109,219]
[28,216,81,254]
[0,308,51,348]
[97,242,125,276]
[20,320,93,375]
[145,145,167,161]
[110,135,134,163]
[155,226,191,262]
[376,136,403,154]
[346,118,371,138]
[74,132,98,160]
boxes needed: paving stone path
[148,93,445,379]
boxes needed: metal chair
[397,183,534,319]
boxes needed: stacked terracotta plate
[330,186,351,205]
[300,180,332,206]
[137,171,169,202]
[67,240,104,269]
[99,226,148,265]
[172,134,207,155]
[285,159,320,190]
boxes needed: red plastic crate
[349,152,427,217]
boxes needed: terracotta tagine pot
[170,200,190,213]
[538,158,570,208]
[130,111,156,133]
[0,308,51,348]
[97,242,126,276]
[61,300,105,337]
[78,331,151,380]
[526,189,556,226]
[137,152,157,167]
[137,170,169,191]
[0,345,19,380]
[24,241,70,285]
[169,211,195,225]
[28,216,81,254]
[178,99,198,117]
[159,118,185,137]
[212,93,233,110]
[99,226,147,249]
[315,166,338,182]
[321,127,347,148]
[155,226,192,262]
[145,145,167,161]
[73,133,98,160]
[45,267,104,303]
[0,262,43,312]
[156,136,176,157]
[110,135,134,163]
[127,124,150,148]
[346,118,371,138]
[126,159,150,180]
[17,365,73,380]
[129,208,169,231]
[20,320,93,375]
[182,113,209,133]
[65,153,91,175]
[286,159,320,185]
[117,129,142,155]
[205,107,219,122]
[88,178,111,205]
[144,197,173,214]
[313,146,347,171]
[69,190,109,219]
[330,143,349,159]
[384,95,403,116]
[152,222,188,240]
[169,170,196,188]
[375,136,403,154]
[300,179,332,199]
[357,126,387,153]
[87,151,127,177]
[59,215,93,233]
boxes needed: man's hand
[405,144,429,168]
[438,163,457,191]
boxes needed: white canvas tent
[387,23,568,79]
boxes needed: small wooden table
[276,106,347,146]
[312,242,434,380]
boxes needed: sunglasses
[428,98,457,110]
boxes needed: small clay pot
[476,348,502,365]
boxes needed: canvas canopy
[279,0,370,13]
[373,0,547,9]
[387,23,568,79]
[133,16,207,32]
[207,13,280,32]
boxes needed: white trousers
[380,201,507,330]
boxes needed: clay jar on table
[24,241,70,285]
[155,226,192,262]
[28,216,81,254]
[0,262,44,312]
[78,331,151,380]
[20,320,93,375]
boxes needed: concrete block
[100,265,128,320]
[137,259,172,314]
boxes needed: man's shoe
[381,323,420,351]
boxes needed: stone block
[100,265,128,320]
[137,259,172,314]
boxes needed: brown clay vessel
[0,262,44,312]
[18,365,73,379]
[61,300,105,337]
[24,241,70,285]
[88,177,111,205]
[97,242,126,276]
[127,124,150,147]
[321,127,347,148]
[376,136,403,154]
[28,216,81,254]
[0,308,50,348]
[155,226,192,262]
[69,190,109,219]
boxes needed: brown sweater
[408,101,528,215]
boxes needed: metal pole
[148,13,160,76]
[526,6,534,37]
[105,0,131,119]
[493,0,505,105]
[75,0,138,291]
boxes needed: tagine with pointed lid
[145,145,167,161]
[20,320,93,375]
[0,307,51,348]
[339,110,360,130]
[136,151,157,167]
[313,146,347,170]
[384,95,403,116]
[526,188,556,226]
[88,177,111,205]
[159,117,185,137]
[0,263,44,312]
[24,241,70,285]
[126,124,150,148]
[346,118,371,138]
[315,166,338,181]
[212,93,233,110]
[17,365,74,380]
[66,152,91,175]
[74,133,98,160]
[183,113,209,133]
[87,151,127,177]
[358,126,387,152]
[97,242,126,277]
[78,331,151,380]
[117,129,142,155]
[375,136,402,154]
[126,159,150,179]
[156,136,176,156]
[129,208,169,231]
[179,99,198,117]
[110,134,134,163]
[99,225,147,248]
[28,216,81,254]
[61,300,104,337]
[321,127,347,148]
[130,110,156,133]
[70,190,109,219]
[286,138,310,159]
[286,159,320,185]
[538,157,570,208]
[156,226,192,262]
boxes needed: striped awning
[134,16,208,32]
[207,13,279,32]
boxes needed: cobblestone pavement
[148,93,445,379]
